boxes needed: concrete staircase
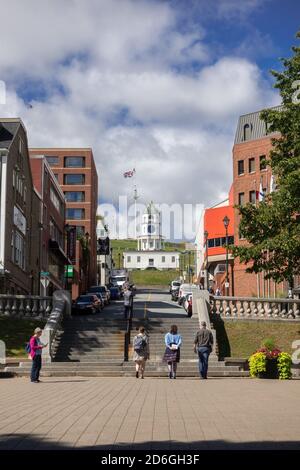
[5,298,249,378]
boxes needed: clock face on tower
[147,224,155,234]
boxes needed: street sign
[225,282,230,288]
[40,278,50,288]
[40,271,50,277]
[64,265,74,278]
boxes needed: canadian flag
[123,168,136,178]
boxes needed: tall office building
[29,148,98,298]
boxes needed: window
[260,155,267,171]
[12,231,25,270]
[243,123,251,141]
[249,158,255,173]
[50,219,63,248]
[228,236,234,245]
[64,191,85,202]
[238,160,244,175]
[64,174,85,185]
[137,256,141,263]
[50,186,64,215]
[149,241,154,248]
[215,238,221,247]
[172,256,175,263]
[162,256,165,262]
[208,239,215,248]
[64,157,85,168]
[45,156,59,166]
[127,256,131,263]
[76,226,85,238]
[66,208,85,220]
[249,190,256,204]
[238,192,245,206]
[149,258,154,266]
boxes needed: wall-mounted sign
[64,265,74,278]
[13,206,26,235]
[67,226,76,264]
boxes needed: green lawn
[130,269,180,286]
[213,319,300,358]
[0,317,46,357]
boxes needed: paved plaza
[0,377,299,450]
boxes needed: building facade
[30,155,69,295]
[124,203,179,270]
[196,190,235,294]
[29,148,98,299]
[232,107,286,297]
[0,118,39,294]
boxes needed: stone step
[5,367,249,378]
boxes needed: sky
[0,0,299,238]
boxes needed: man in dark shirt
[194,321,214,379]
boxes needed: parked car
[178,283,196,305]
[87,292,104,309]
[73,295,101,315]
[183,293,193,317]
[89,285,111,304]
[109,286,121,300]
[169,280,181,293]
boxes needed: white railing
[210,296,300,320]
[0,295,53,319]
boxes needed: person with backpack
[133,326,149,379]
[28,327,47,383]
[163,325,182,379]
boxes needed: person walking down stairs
[163,325,182,379]
[194,321,214,379]
[133,326,150,379]
[124,286,133,320]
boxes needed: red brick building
[29,148,98,299]
[30,155,69,295]
[0,118,40,294]
[232,106,287,297]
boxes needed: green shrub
[277,352,292,380]
[249,352,266,377]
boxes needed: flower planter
[258,359,279,379]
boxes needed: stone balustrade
[210,296,300,320]
[0,295,53,319]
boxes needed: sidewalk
[0,377,299,450]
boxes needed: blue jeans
[197,347,210,379]
[31,355,42,382]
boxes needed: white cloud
[0,0,280,240]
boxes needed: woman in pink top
[30,327,47,383]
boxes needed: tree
[231,31,300,293]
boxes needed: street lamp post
[188,251,191,284]
[223,215,230,296]
[204,230,209,290]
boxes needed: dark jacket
[194,329,214,349]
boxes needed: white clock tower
[137,202,164,251]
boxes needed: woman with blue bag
[163,325,182,379]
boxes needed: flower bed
[249,339,292,380]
